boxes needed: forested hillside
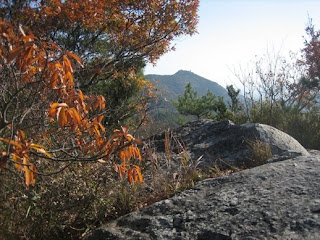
[139,70,233,135]
[146,70,230,101]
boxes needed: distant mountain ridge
[137,70,233,137]
[145,70,230,101]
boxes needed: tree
[231,46,318,125]
[0,0,199,130]
[1,0,199,87]
[0,19,143,187]
[215,96,232,121]
[91,68,154,130]
[226,85,241,112]
[173,83,230,120]
[0,0,200,186]
[301,20,320,89]
[229,32,320,149]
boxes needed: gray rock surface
[150,119,309,168]
[85,153,320,240]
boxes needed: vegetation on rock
[0,0,199,239]
[228,21,320,149]
[2,1,320,239]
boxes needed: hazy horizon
[144,0,320,89]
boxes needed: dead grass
[247,139,273,167]
[0,131,236,240]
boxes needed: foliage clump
[0,0,199,185]
[247,140,273,168]
[0,0,200,239]
[0,130,213,240]
[222,21,320,150]
[173,82,232,121]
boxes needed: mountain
[145,70,230,101]
[137,70,233,137]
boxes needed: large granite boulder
[150,119,309,168]
[84,153,320,239]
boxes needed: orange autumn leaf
[78,90,84,102]
[29,164,37,186]
[128,168,133,184]
[97,159,107,163]
[50,102,60,109]
[134,138,142,145]
[49,107,57,117]
[64,71,74,87]
[127,166,143,184]
[116,164,126,180]
[121,126,128,135]
[23,157,36,187]
[58,107,67,127]
[30,144,52,158]
[58,103,68,108]
[0,138,23,149]
[63,55,74,73]
[50,70,59,88]
[119,150,126,163]
[50,102,68,110]
[43,41,62,51]
[134,165,143,183]
[12,154,24,170]
[7,46,23,63]
[18,130,26,140]
[125,134,134,141]
[66,51,83,67]
[97,115,104,123]
[69,108,82,126]
[133,147,142,161]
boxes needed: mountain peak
[174,70,193,75]
[145,71,230,101]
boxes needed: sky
[144,0,320,88]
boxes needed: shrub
[247,139,273,168]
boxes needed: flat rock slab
[85,153,320,239]
[150,120,309,167]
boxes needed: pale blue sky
[145,0,320,87]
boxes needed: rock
[84,153,320,240]
[149,119,309,168]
